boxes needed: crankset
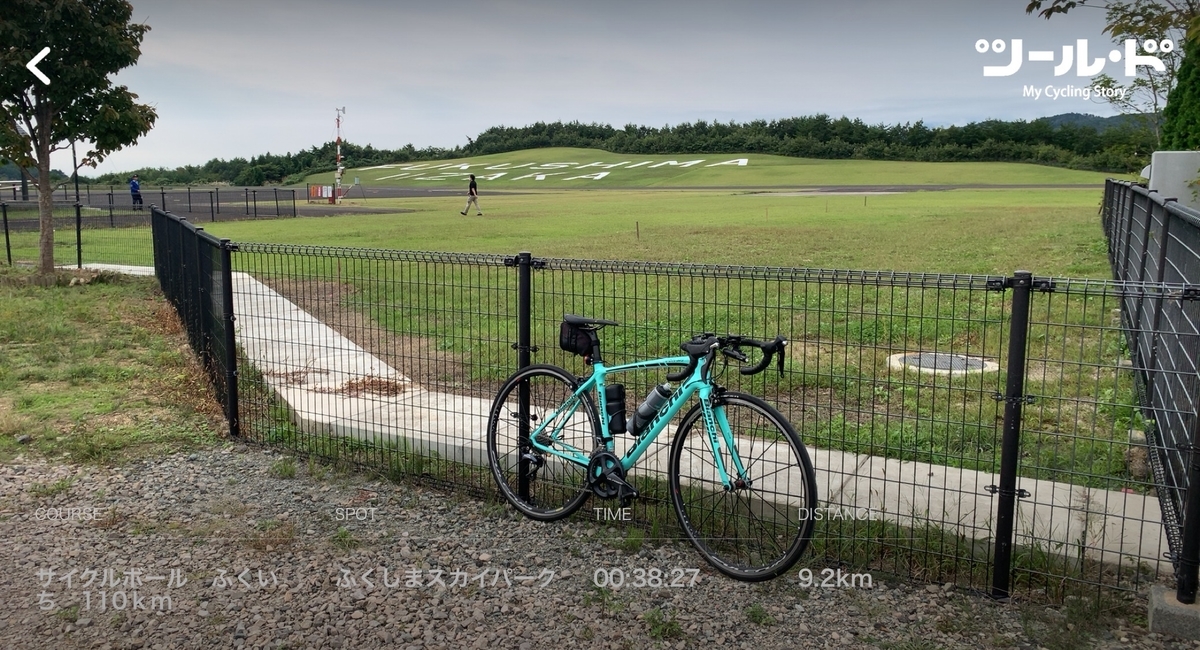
[587,450,639,506]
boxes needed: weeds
[330,527,360,551]
[745,603,775,626]
[29,476,74,497]
[268,456,297,479]
[643,608,684,639]
[246,520,297,551]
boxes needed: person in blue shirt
[130,175,143,210]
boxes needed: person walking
[130,174,143,210]
[460,174,482,216]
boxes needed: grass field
[3,175,1136,490]
[303,147,1123,189]
[193,182,1140,493]
[0,267,223,463]
[206,187,1110,277]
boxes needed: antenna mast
[335,107,346,205]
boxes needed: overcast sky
[54,0,1130,174]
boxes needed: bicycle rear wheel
[669,392,817,581]
[487,364,598,522]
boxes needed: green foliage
[1161,31,1200,149]
[744,603,775,626]
[88,140,459,187]
[0,161,65,181]
[643,608,684,639]
[330,527,360,551]
[1027,1,1198,144]
[0,0,157,273]
[268,456,297,479]
[93,113,1158,188]
[460,116,1155,173]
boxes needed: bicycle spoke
[670,392,817,581]
[487,365,596,522]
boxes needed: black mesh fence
[141,184,1193,600]
[208,239,1170,600]
[2,187,298,270]
[151,208,238,432]
[1103,180,1200,602]
[229,244,516,495]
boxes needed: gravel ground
[1,444,1196,650]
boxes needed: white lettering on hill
[706,158,748,166]
[576,161,630,169]
[648,160,704,168]
[366,157,752,182]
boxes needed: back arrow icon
[27,47,50,85]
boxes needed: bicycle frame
[526,354,751,490]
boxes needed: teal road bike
[486,315,818,581]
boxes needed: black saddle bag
[560,321,593,356]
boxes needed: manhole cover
[887,352,999,375]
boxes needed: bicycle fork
[699,388,751,490]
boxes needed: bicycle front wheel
[669,392,817,581]
[487,364,598,522]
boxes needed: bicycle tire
[668,391,817,581]
[487,364,598,522]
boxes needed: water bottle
[626,383,672,436]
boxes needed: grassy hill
[302,148,1121,189]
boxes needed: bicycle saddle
[562,314,620,328]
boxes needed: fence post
[2,203,10,266]
[244,188,249,216]
[209,191,215,222]
[161,186,166,207]
[75,203,82,269]
[1178,415,1200,603]
[274,188,280,216]
[220,239,240,437]
[215,187,221,214]
[86,184,91,204]
[252,190,258,219]
[516,251,533,501]
[107,192,114,227]
[291,189,297,217]
[990,270,1033,600]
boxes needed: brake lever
[721,347,749,362]
[775,337,788,376]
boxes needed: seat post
[589,331,603,365]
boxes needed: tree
[0,0,156,275]
[1026,0,1200,143]
[1160,21,1200,148]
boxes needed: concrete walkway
[92,263,1170,576]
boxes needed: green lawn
[0,267,223,463]
[206,187,1110,277]
[303,147,1122,189]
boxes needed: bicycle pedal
[618,492,639,509]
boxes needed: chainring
[587,450,625,499]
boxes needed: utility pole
[335,107,346,205]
